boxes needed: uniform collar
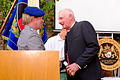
[25,25,37,32]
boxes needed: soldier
[17,7,45,50]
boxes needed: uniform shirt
[17,25,45,50]
[45,34,65,61]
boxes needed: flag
[39,3,47,44]
[40,20,47,44]
[2,0,47,50]
[2,0,27,50]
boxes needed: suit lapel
[67,22,78,40]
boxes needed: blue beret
[24,7,45,17]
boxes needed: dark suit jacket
[65,21,103,80]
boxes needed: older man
[17,7,45,50]
[59,9,103,80]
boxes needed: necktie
[65,35,70,65]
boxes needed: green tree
[41,0,55,30]
[0,0,12,18]
[0,0,13,28]
[40,0,59,37]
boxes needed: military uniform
[17,25,45,50]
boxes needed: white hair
[59,8,75,20]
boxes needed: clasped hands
[66,63,79,76]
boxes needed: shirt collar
[68,21,76,32]
[57,34,64,41]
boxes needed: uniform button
[30,28,34,31]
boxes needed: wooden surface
[0,50,60,80]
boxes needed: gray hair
[59,9,75,20]
[22,13,33,25]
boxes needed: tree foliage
[41,0,55,30]
[0,0,13,28]
[0,0,13,18]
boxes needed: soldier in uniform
[17,7,45,50]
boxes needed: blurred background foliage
[0,0,13,28]
[41,0,56,37]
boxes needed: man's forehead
[59,12,65,17]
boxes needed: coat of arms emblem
[98,38,120,70]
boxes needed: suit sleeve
[76,21,100,68]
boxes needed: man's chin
[63,27,69,30]
[63,26,67,29]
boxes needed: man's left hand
[66,63,79,76]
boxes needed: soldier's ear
[31,16,36,21]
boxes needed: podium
[0,50,60,80]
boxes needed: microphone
[63,61,74,76]
[63,61,68,67]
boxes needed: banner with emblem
[40,21,47,44]
[2,0,27,50]
[98,38,120,70]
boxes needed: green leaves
[0,0,13,28]
[41,0,55,31]
[0,0,12,19]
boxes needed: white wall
[55,0,120,31]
